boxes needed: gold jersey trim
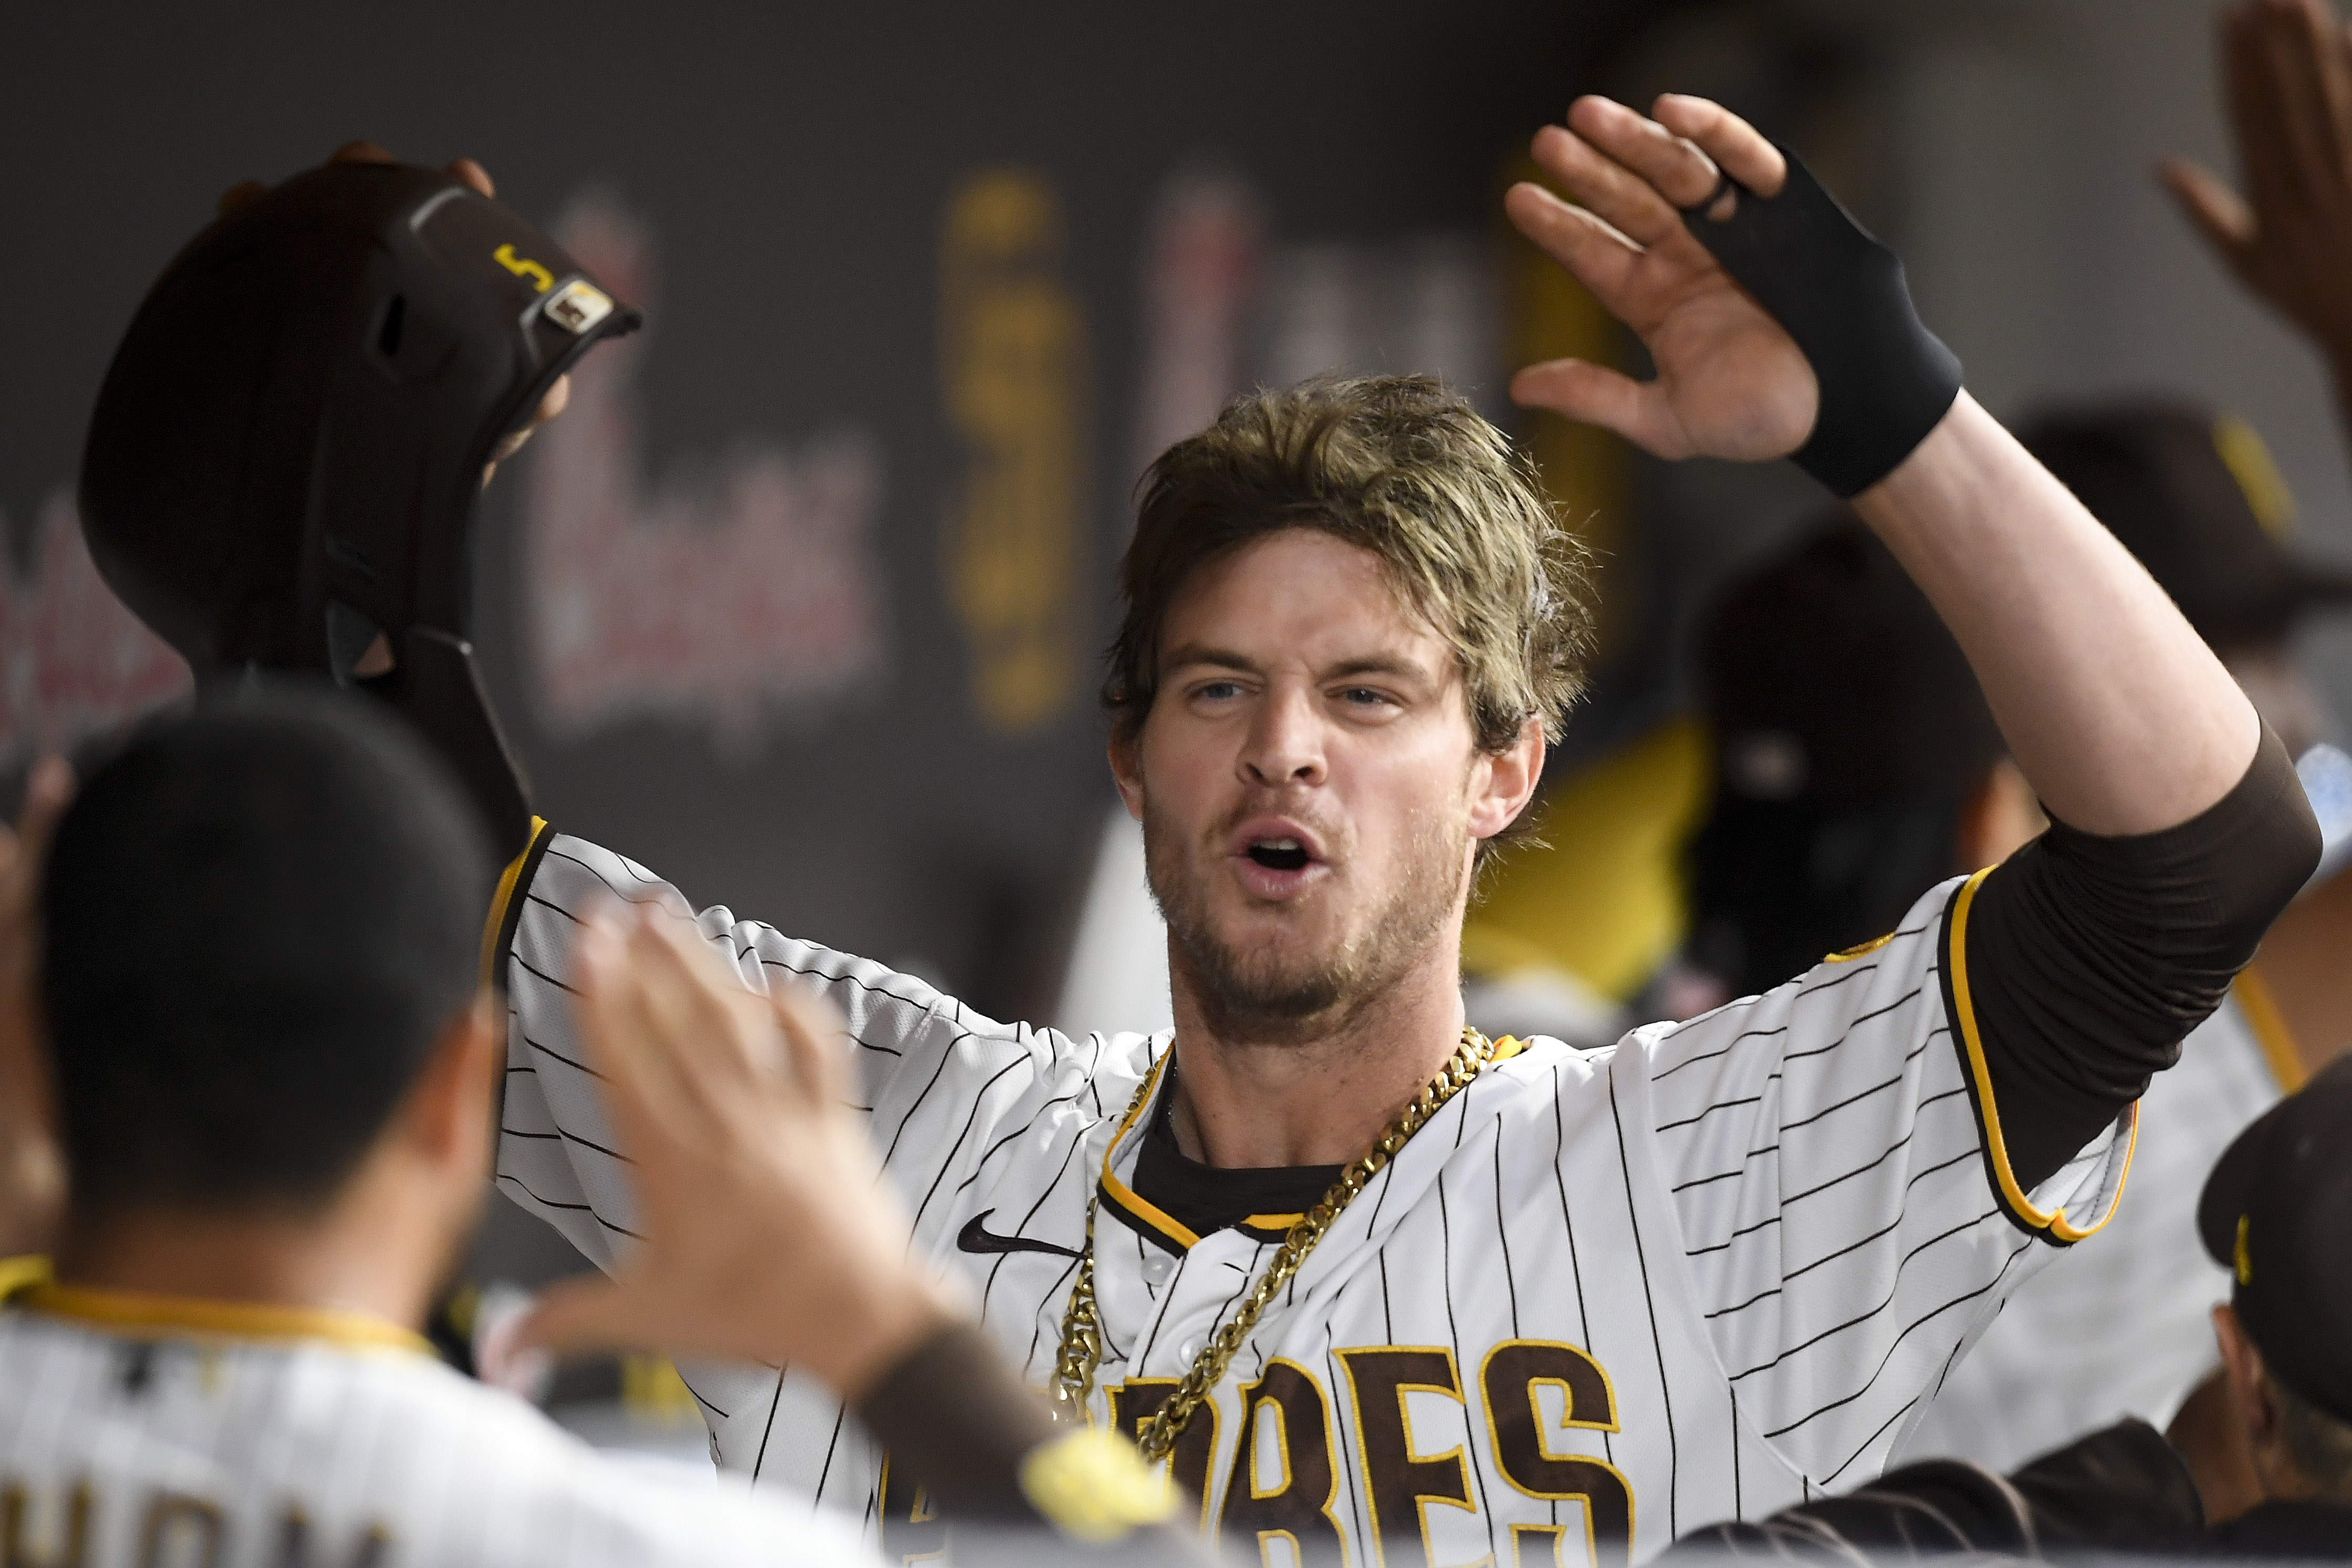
[22,1282,432,1357]
[1098,1051,1201,1251]
[480,815,554,987]
[1947,867,2137,1245]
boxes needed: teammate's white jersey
[1895,989,2286,1470]
[0,1297,875,1568]
[496,835,2133,1564]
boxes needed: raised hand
[2164,0,2352,371]
[513,903,955,1398]
[1505,94,1818,461]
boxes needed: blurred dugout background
[6,0,2352,1450]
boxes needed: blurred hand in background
[2166,0,2352,382]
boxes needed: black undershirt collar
[1126,1064,1343,1244]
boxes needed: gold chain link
[1049,1026,1494,1461]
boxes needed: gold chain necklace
[1049,1026,1494,1462]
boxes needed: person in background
[2157,0,2352,1097]
[1664,1057,2352,1561]
[1674,517,2028,1012]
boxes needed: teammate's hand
[2164,0,2352,373]
[0,759,72,1262]
[1505,94,1818,461]
[512,903,957,1399]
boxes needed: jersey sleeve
[487,829,1056,1272]
[1633,874,2133,1490]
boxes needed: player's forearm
[1853,393,2260,836]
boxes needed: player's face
[1117,529,1495,1034]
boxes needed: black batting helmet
[79,159,640,855]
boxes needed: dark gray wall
[2,2,1597,1018]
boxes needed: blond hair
[1105,375,1593,776]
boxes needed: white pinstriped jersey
[0,1305,875,1567]
[496,836,2133,1564]
[1895,991,2284,1471]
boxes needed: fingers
[446,157,495,198]
[2239,0,2352,211]
[18,757,74,870]
[572,907,699,1148]
[1528,118,1689,249]
[770,984,853,1108]
[632,911,783,1090]
[1562,96,1720,218]
[511,1272,645,1358]
[1510,357,1686,458]
[1504,181,1642,314]
[330,140,396,166]
[1651,94,1786,199]
[0,757,77,905]
[2159,159,2259,264]
[534,374,571,428]
[2224,2,2303,220]
[489,378,571,465]
[2262,2,2344,204]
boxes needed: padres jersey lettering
[495,835,2133,1563]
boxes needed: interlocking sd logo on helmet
[78,160,642,856]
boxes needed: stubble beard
[1144,796,1469,1045]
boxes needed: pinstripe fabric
[501,842,2129,1564]
[1896,995,2281,1471]
[0,1310,878,1566]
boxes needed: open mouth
[1247,838,1311,872]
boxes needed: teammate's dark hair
[41,685,493,1219]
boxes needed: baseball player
[94,98,2320,1565]
[486,95,2317,1564]
[0,692,1194,1565]
[0,692,881,1566]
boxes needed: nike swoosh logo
[957,1211,1083,1259]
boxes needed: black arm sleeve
[1949,727,2318,1200]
